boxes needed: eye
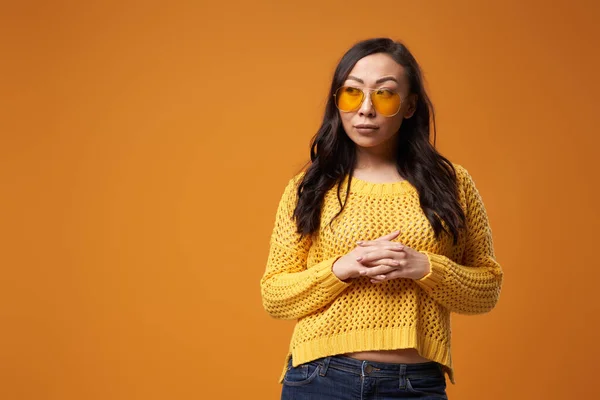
[343,87,362,95]
[375,89,395,98]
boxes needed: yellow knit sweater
[260,164,503,384]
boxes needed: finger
[363,258,401,268]
[376,230,400,241]
[357,240,405,250]
[361,265,397,277]
[357,250,404,263]
[370,270,405,283]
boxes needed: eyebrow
[346,75,399,84]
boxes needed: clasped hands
[332,230,431,283]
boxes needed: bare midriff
[344,348,432,364]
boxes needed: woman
[260,38,503,400]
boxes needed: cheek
[340,112,354,131]
[379,115,404,135]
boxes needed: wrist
[332,258,351,282]
[417,251,432,279]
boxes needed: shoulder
[450,163,488,212]
[284,171,306,193]
[451,162,476,190]
[277,171,306,206]
[451,162,468,180]
[290,171,306,185]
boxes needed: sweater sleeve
[260,175,350,320]
[415,165,503,315]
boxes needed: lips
[355,124,379,129]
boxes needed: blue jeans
[281,355,448,399]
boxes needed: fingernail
[356,241,363,245]
[360,270,367,275]
[356,256,363,261]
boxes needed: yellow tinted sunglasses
[333,86,403,117]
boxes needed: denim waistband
[292,355,443,379]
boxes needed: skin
[330,52,434,364]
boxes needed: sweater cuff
[416,252,449,291]
[313,256,350,297]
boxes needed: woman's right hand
[332,230,401,281]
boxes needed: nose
[358,91,375,117]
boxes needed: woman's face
[338,53,416,152]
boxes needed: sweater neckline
[341,175,415,195]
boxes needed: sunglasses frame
[333,86,404,117]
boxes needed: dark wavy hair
[293,38,466,245]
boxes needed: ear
[403,94,418,119]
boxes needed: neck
[354,142,398,171]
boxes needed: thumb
[375,230,400,241]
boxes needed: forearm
[416,251,503,315]
[260,251,349,320]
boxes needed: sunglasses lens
[371,89,401,116]
[335,86,364,112]
[335,86,402,116]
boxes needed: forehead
[346,53,405,84]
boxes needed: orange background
[1,1,599,399]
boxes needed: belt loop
[398,364,407,389]
[319,357,331,377]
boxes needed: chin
[350,136,387,148]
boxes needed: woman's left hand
[355,239,431,283]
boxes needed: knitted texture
[260,164,503,384]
